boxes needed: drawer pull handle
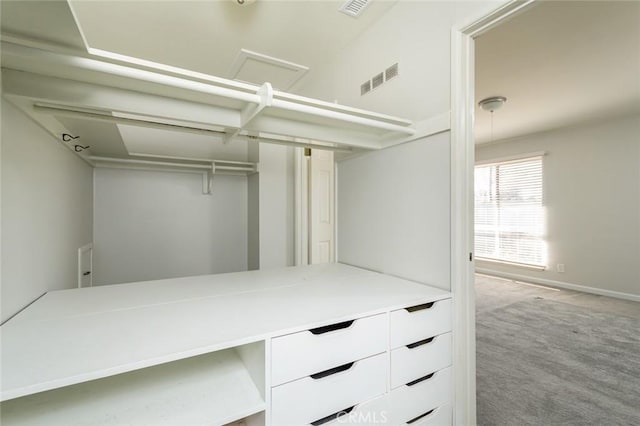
[405,302,434,312]
[406,372,434,386]
[310,361,355,379]
[309,320,355,335]
[311,405,355,425]
[407,408,436,424]
[406,336,435,349]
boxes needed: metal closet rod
[33,104,353,153]
[89,156,255,172]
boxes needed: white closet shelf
[0,348,265,426]
[0,37,416,155]
[0,264,451,402]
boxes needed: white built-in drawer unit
[2,264,454,426]
[270,353,387,426]
[406,404,452,426]
[391,332,452,389]
[271,313,388,386]
[323,394,390,425]
[389,367,452,425]
[390,299,452,348]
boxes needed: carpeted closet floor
[475,274,640,426]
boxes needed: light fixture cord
[491,110,495,142]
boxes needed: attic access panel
[229,49,309,91]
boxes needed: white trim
[476,268,640,302]
[476,257,546,271]
[450,1,536,425]
[294,148,304,266]
[450,25,477,426]
[475,151,546,166]
[334,159,339,264]
[293,148,310,266]
[379,111,451,149]
[77,243,93,288]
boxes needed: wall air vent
[385,63,399,81]
[361,63,400,96]
[371,72,384,89]
[361,80,372,95]
[339,0,370,18]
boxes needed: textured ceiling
[475,1,640,144]
[69,0,397,91]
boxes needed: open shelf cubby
[1,342,266,426]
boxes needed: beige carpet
[475,274,640,426]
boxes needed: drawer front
[389,367,452,425]
[391,332,452,389]
[407,404,452,425]
[322,394,390,425]
[271,313,388,386]
[390,299,452,349]
[271,353,388,426]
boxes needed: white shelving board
[0,39,416,154]
[1,263,451,402]
[1,348,265,426]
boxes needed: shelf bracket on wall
[203,162,216,195]
[223,82,273,144]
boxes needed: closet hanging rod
[128,153,255,166]
[89,156,256,172]
[33,104,354,153]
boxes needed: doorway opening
[472,1,640,424]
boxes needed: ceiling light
[478,96,507,112]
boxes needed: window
[475,156,546,268]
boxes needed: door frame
[77,243,93,288]
[450,1,535,424]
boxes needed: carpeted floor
[475,274,640,426]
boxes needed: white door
[78,243,93,288]
[309,149,335,264]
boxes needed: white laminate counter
[1,263,450,402]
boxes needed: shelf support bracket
[223,82,273,144]
[203,162,216,195]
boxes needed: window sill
[475,257,546,271]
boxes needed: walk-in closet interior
[0,1,503,424]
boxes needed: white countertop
[1,263,450,401]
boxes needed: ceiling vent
[339,0,370,18]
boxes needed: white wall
[475,114,640,298]
[247,167,260,271]
[93,168,248,285]
[257,143,295,269]
[1,99,93,322]
[299,1,504,290]
[299,1,504,122]
[338,133,451,290]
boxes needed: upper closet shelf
[0,38,416,156]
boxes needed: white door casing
[450,1,535,424]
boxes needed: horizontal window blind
[475,156,545,267]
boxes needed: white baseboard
[475,268,640,303]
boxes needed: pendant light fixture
[479,96,506,141]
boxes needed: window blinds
[475,156,545,267]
